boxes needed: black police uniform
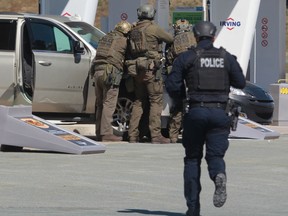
[165,39,246,215]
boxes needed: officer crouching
[165,21,246,216]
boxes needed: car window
[30,22,72,53]
[53,27,71,52]
[65,21,105,49]
[0,20,16,51]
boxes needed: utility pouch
[152,59,163,81]
[125,59,137,77]
[103,64,123,86]
[102,64,112,85]
[112,68,123,86]
[136,57,149,73]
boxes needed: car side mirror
[73,41,85,54]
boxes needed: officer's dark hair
[193,21,217,39]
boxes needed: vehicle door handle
[38,61,52,66]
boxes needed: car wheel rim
[112,97,133,135]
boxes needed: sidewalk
[0,132,288,216]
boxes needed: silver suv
[0,12,105,118]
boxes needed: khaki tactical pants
[169,109,182,140]
[94,69,119,136]
[168,98,184,140]
[128,70,163,139]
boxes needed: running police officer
[165,19,196,143]
[165,21,246,216]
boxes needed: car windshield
[65,21,105,49]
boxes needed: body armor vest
[185,47,230,99]
[129,21,159,57]
[95,31,127,70]
[166,32,195,65]
[172,32,195,57]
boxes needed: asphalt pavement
[0,126,288,216]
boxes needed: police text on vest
[200,58,224,68]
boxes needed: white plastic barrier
[0,105,106,154]
[230,116,280,140]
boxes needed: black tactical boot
[213,173,227,207]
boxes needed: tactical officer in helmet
[128,4,173,144]
[92,20,132,142]
[165,19,196,143]
[165,21,246,216]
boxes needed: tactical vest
[95,31,127,70]
[185,47,230,98]
[166,32,195,65]
[129,21,159,57]
[172,32,195,57]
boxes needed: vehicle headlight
[230,87,246,96]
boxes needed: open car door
[25,17,91,114]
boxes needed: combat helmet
[173,19,192,35]
[193,21,217,38]
[137,4,156,20]
[114,20,132,34]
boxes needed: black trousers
[182,107,230,213]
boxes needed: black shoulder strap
[191,46,205,66]
[182,46,202,73]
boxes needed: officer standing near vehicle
[165,19,196,143]
[165,21,246,216]
[127,4,173,144]
[92,20,132,142]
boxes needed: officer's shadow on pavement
[118,209,185,216]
